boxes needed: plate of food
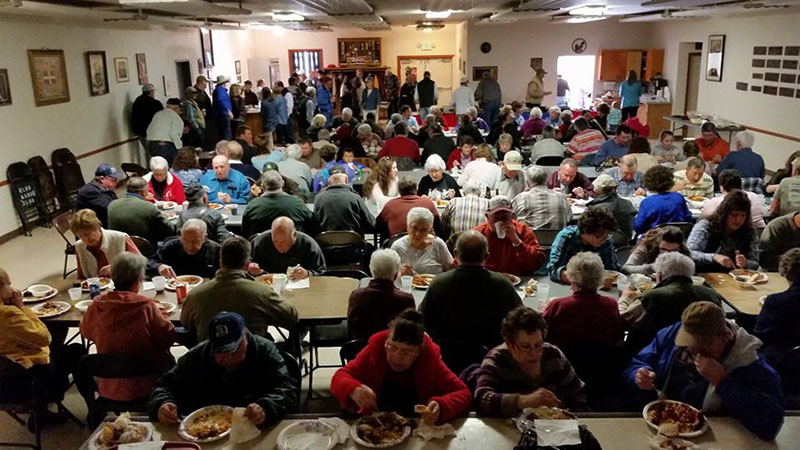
[22,284,58,303]
[435,199,450,208]
[633,279,656,296]
[602,271,624,290]
[179,405,234,443]
[89,413,153,450]
[277,420,337,450]
[166,275,204,291]
[155,300,177,314]
[158,201,178,210]
[255,273,276,285]
[522,279,538,297]
[208,203,224,210]
[350,412,411,448]
[516,407,577,432]
[411,274,436,289]
[643,400,707,438]
[81,278,113,292]
[503,273,522,286]
[75,300,94,312]
[30,301,71,318]
[648,434,700,450]
[729,269,768,284]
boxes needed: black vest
[417,78,435,107]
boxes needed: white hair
[424,154,446,172]
[466,106,478,118]
[463,179,482,196]
[215,140,230,154]
[654,252,695,279]
[407,206,434,228]
[312,114,326,127]
[620,154,638,169]
[565,252,604,292]
[342,107,353,118]
[181,218,207,235]
[548,106,562,114]
[369,249,401,280]
[531,107,543,119]
[430,106,441,115]
[734,131,755,149]
[560,110,573,121]
[285,144,303,160]
[110,252,147,291]
[149,156,169,172]
[305,86,316,96]
[357,124,372,136]
[525,165,548,186]
[318,129,331,141]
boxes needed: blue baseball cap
[208,311,246,353]
[95,163,121,179]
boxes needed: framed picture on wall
[114,57,129,82]
[235,60,241,75]
[472,66,498,82]
[136,53,148,85]
[86,51,109,96]
[27,49,70,106]
[530,58,543,71]
[0,69,11,106]
[200,27,214,68]
[706,34,725,82]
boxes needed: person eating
[391,207,453,276]
[548,207,620,283]
[673,157,714,199]
[250,216,327,279]
[144,156,185,204]
[149,219,221,279]
[71,209,141,279]
[475,195,546,276]
[417,154,460,199]
[200,155,250,205]
[695,122,729,164]
[623,226,690,276]
[545,158,594,199]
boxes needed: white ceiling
[1,0,799,30]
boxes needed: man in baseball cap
[626,301,784,440]
[474,194,546,276]
[499,150,526,199]
[178,182,232,244]
[131,81,164,147]
[76,164,121,227]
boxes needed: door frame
[397,54,454,84]
[174,59,192,96]
[684,52,702,115]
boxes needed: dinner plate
[166,275,204,291]
[643,400,708,438]
[81,278,114,292]
[277,420,337,450]
[503,273,521,286]
[434,200,450,208]
[208,203,224,210]
[155,301,177,314]
[349,414,412,448]
[729,269,768,284]
[22,285,58,303]
[179,405,234,443]
[255,273,277,285]
[30,301,72,318]
[88,422,153,450]
[75,300,94,312]
[515,407,577,433]
[759,295,767,306]
[158,201,177,210]
[411,274,436,289]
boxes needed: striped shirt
[475,343,587,416]
[565,129,605,158]
[512,187,572,230]
[674,170,714,199]
[441,195,490,234]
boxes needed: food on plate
[167,275,203,289]
[413,404,429,414]
[646,401,704,434]
[730,269,767,284]
[186,409,234,439]
[435,199,450,207]
[32,301,69,317]
[159,201,177,210]
[688,196,707,202]
[602,271,620,290]
[523,279,538,297]
[81,278,112,291]
[634,281,655,295]
[155,301,176,314]
[256,274,274,285]
[411,274,435,288]
[524,406,577,421]
[208,202,224,210]
[649,434,700,450]
[97,413,149,448]
[356,412,409,446]
[503,273,521,286]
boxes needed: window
[288,49,322,76]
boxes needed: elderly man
[441,180,490,235]
[376,177,440,237]
[181,236,298,341]
[592,124,632,165]
[587,174,636,248]
[377,122,420,164]
[277,144,313,193]
[251,217,326,279]
[146,98,183,164]
[131,83,163,148]
[526,68,551,108]
[200,155,250,204]
[177,183,231,243]
[625,302,784,441]
[242,171,312,238]
[451,76,476,116]
[605,155,645,197]
[108,177,176,246]
[674,157,714,199]
[548,207,620,283]
[331,107,359,130]
[702,169,766,230]
[421,123,456,164]
[80,253,176,402]
[695,122,730,164]
[498,151,528,200]
[212,75,234,140]
[545,158,594,199]
[531,126,565,161]
[149,219,221,279]
[716,131,765,193]
[475,71,502,127]
[475,195,546,276]
[565,118,605,163]
[226,140,261,180]
[150,312,297,427]
[513,165,571,231]
[759,212,800,271]
[233,125,258,165]
[420,230,521,350]
[313,172,375,235]
[76,163,121,227]
[347,249,415,340]
[619,252,723,352]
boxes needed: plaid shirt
[674,170,714,199]
[605,167,644,197]
[512,187,572,230]
[441,195,490,234]
[686,219,760,270]
[741,177,765,195]
[547,225,620,282]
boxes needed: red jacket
[330,330,472,424]
[378,136,420,162]
[543,291,623,351]
[79,290,176,401]
[376,195,440,237]
[146,172,186,204]
[446,149,473,170]
[474,220,547,275]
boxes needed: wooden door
[685,52,701,115]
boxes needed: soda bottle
[176,283,188,305]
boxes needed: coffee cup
[152,276,167,292]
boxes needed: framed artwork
[27,49,70,106]
[0,69,11,106]
[706,35,725,82]
[235,60,241,75]
[200,27,214,68]
[86,51,109,96]
[472,66,498,82]
[113,57,129,82]
[530,57,543,71]
[136,53,148,85]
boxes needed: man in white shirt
[451,76,476,116]
[146,98,184,164]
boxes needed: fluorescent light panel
[569,5,608,16]
[425,10,451,19]
[272,12,304,21]
[119,0,189,4]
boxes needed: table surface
[701,272,786,316]
[79,414,800,449]
[663,116,746,132]
[161,203,244,227]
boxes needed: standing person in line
[131,83,163,153]
[182,87,205,148]
[260,87,278,149]
[555,75,570,108]
[526,68,551,109]
[399,72,417,112]
[212,75,234,140]
[383,68,400,116]
[317,77,334,125]
[475,71,502,128]
[619,71,643,122]
[277,81,295,144]
[451,76,476,116]
[361,77,381,120]
[192,76,211,117]
[146,98,184,166]
[415,71,438,121]
[274,84,291,146]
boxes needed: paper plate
[729,269,768,284]
[22,285,58,303]
[75,300,94,312]
[166,275,204,291]
[411,274,435,289]
[179,405,234,443]
[30,301,72,318]
[350,413,412,448]
[81,278,114,292]
[643,400,708,438]
[88,422,153,450]
[277,420,337,450]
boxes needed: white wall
[0,15,252,236]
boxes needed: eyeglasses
[385,342,418,358]
[512,342,544,353]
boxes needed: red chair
[442,113,457,130]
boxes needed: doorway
[397,56,454,106]
[175,61,192,96]
[556,55,596,109]
[684,52,702,115]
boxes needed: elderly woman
[170,147,204,187]
[384,113,403,140]
[544,252,623,351]
[521,107,547,138]
[546,106,562,127]
[392,207,453,275]
[417,155,460,199]
[306,113,327,141]
[457,144,501,191]
[145,156,185,204]
[347,249,415,340]
[331,309,472,423]
[557,110,573,141]
[466,106,489,132]
[363,157,399,211]
[71,209,141,279]
[356,123,382,156]
[586,174,636,248]
[755,248,800,367]
[474,307,587,416]
[688,190,760,271]
[623,226,690,276]
[634,165,692,235]
[494,133,515,161]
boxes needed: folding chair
[316,231,368,271]
[435,339,489,376]
[339,339,368,365]
[28,156,62,219]
[52,211,77,278]
[51,148,85,209]
[129,235,155,258]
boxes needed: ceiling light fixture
[118,0,190,4]
[271,12,304,21]
[559,16,608,23]
[425,10,451,19]
[417,21,445,31]
[569,5,608,16]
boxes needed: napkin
[142,282,155,291]
[412,421,457,442]
[318,417,350,444]
[286,278,310,290]
[534,419,581,447]
[229,407,261,443]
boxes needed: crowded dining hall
[1,1,800,448]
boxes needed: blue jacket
[593,140,628,165]
[362,88,381,111]
[716,148,765,179]
[634,192,693,234]
[275,95,288,125]
[317,86,332,113]
[261,98,279,132]
[754,283,800,367]
[624,322,784,441]
[211,85,232,118]
[200,169,250,205]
